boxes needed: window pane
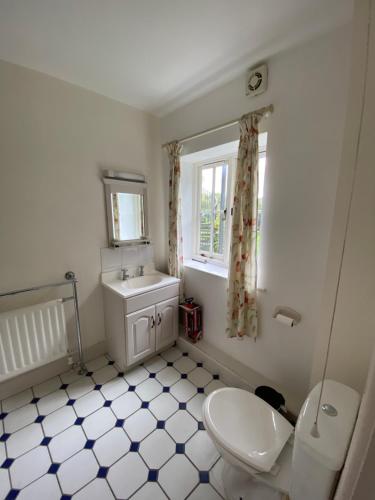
[258,156,266,199]
[199,168,213,252]
[257,155,266,254]
[213,164,227,255]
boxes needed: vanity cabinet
[126,305,155,365]
[126,297,178,366]
[156,297,179,351]
[103,283,179,370]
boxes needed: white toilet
[203,380,360,500]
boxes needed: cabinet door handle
[150,316,155,329]
[157,313,162,326]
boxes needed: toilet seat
[203,388,293,473]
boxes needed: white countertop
[101,270,180,299]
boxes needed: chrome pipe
[65,271,87,375]
[0,279,76,297]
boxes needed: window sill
[184,259,228,279]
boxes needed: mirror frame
[103,177,149,247]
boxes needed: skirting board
[177,335,301,415]
[0,340,107,400]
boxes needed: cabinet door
[155,297,179,351]
[126,305,155,366]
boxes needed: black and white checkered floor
[0,347,227,499]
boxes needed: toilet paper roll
[275,313,294,327]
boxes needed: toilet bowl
[203,387,294,499]
[203,382,360,500]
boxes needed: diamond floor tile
[60,368,83,385]
[0,348,226,500]
[159,454,199,500]
[170,379,197,402]
[156,366,181,386]
[144,355,167,373]
[209,458,226,498]
[33,376,61,399]
[111,391,141,419]
[0,442,6,464]
[2,389,33,413]
[135,378,162,401]
[188,483,224,500]
[188,367,213,387]
[66,377,95,400]
[125,409,156,441]
[37,389,68,415]
[139,429,175,468]
[17,473,61,500]
[160,346,183,363]
[42,405,76,436]
[205,379,226,395]
[82,407,116,439]
[6,423,44,459]
[74,478,114,500]
[10,446,51,489]
[4,404,38,434]
[123,365,149,386]
[49,425,86,463]
[94,427,130,466]
[57,449,98,495]
[85,356,110,372]
[131,481,168,499]
[100,377,128,400]
[74,390,104,417]
[107,452,148,498]
[174,356,197,374]
[0,469,10,499]
[185,431,220,470]
[165,410,197,443]
[148,393,179,420]
[187,393,206,421]
[92,365,118,385]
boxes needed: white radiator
[0,299,67,382]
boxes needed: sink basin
[102,270,180,299]
[122,275,163,289]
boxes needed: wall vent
[246,64,268,97]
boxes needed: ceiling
[0,0,353,116]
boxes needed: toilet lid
[203,388,293,473]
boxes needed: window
[194,156,235,264]
[257,150,267,255]
[191,133,267,268]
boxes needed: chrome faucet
[121,268,130,281]
[139,265,144,277]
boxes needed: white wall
[0,59,164,352]
[161,26,351,410]
[311,0,375,396]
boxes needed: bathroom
[0,0,374,499]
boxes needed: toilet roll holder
[272,306,301,327]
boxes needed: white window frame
[192,154,236,267]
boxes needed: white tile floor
[0,347,227,499]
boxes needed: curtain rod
[162,104,273,148]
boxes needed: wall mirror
[103,171,149,247]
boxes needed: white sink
[122,275,163,289]
[101,269,180,299]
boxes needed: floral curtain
[226,111,263,339]
[165,141,184,296]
